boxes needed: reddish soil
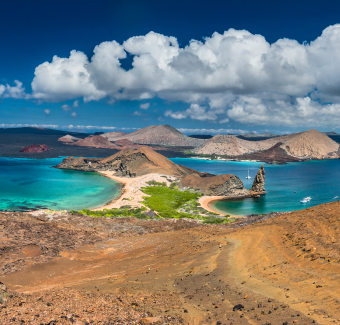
[19,144,50,153]
[1,202,340,324]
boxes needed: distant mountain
[324,131,339,136]
[188,134,213,139]
[239,132,278,138]
[71,135,117,149]
[58,134,81,143]
[101,125,205,147]
[194,129,340,160]
[102,131,128,139]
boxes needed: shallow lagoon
[170,158,340,216]
[0,157,120,211]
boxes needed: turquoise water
[0,158,120,211]
[170,158,340,216]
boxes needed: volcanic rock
[178,173,249,197]
[19,144,50,153]
[251,165,265,193]
[55,146,196,177]
[102,124,205,147]
[71,135,116,149]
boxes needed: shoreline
[93,171,177,211]
[199,196,245,218]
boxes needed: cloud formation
[20,24,340,126]
[44,109,51,115]
[0,80,26,99]
[61,100,79,111]
[140,102,150,109]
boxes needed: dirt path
[1,203,340,324]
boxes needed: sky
[2,0,340,134]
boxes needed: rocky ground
[0,203,340,324]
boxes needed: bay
[0,157,120,211]
[170,158,340,216]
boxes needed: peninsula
[56,146,265,216]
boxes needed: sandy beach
[95,171,246,218]
[93,171,177,210]
[198,195,245,218]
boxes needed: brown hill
[20,144,50,153]
[71,135,116,149]
[280,129,339,159]
[56,146,196,177]
[194,129,339,160]
[178,173,249,197]
[101,125,205,147]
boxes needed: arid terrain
[194,129,340,160]
[0,201,340,324]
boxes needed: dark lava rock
[20,144,50,153]
[233,304,244,311]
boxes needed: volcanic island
[0,134,340,324]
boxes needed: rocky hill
[194,134,275,156]
[56,146,195,177]
[194,129,339,160]
[19,144,50,153]
[101,125,205,147]
[71,135,117,149]
[58,134,81,143]
[280,129,339,159]
[178,174,249,197]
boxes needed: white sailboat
[246,169,251,179]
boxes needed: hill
[101,131,127,139]
[194,129,340,160]
[101,125,205,147]
[58,134,81,142]
[56,146,197,177]
[71,135,117,149]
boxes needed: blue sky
[2,0,340,134]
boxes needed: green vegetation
[72,183,235,224]
[70,206,152,219]
[141,184,201,219]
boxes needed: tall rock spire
[251,165,265,193]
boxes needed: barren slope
[2,201,340,323]
[280,128,339,159]
[56,146,195,177]
[102,125,205,147]
[194,129,339,160]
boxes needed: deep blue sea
[0,158,120,211]
[170,158,340,216]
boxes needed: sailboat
[246,169,251,179]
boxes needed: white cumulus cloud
[15,24,340,127]
[0,80,26,99]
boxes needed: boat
[300,196,312,203]
[246,169,251,179]
[333,196,338,200]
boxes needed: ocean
[170,158,340,216]
[1,156,340,215]
[0,157,120,211]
